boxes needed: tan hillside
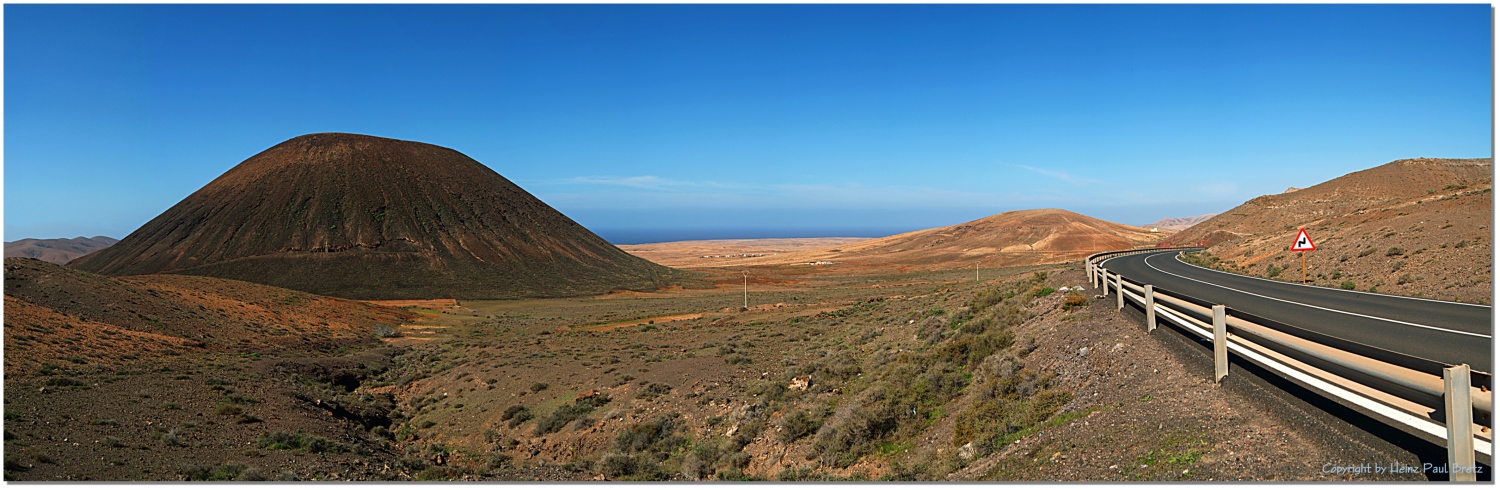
[4,236,118,264]
[4,257,415,375]
[709,209,1168,272]
[1162,158,1492,302]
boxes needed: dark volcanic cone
[69,133,686,299]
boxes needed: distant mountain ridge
[701,208,1169,271]
[1143,214,1219,232]
[5,236,118,264]
[68,133,692,299]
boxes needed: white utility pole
[975,262,980,282]
[740,270,749,309]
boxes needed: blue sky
[5,4,1492,243]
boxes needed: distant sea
[595,228,913,246]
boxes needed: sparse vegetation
[534,393,611,435]
[636,382,672,400]
[257,431,348,454]
[1060,294,1089,311]
[779,408,830,443]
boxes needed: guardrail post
[1116,275,1124,310]
[1444,364,1476,481]
[1145,284,1156,333]
[1213,305,1227,383]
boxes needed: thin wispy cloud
[1006,163,1103,186]
[542,175,743,192]
[538,176,1049,211]
[1191,182,1238,196]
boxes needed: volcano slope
[68,133,688,300]
[1161,158,1492,303]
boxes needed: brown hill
[711,209,1168,271]
[68,133,689,300]
[5,236,118,264]
[1161,157,1492,302]
[4,257,415,375]
[1142,214,1219,232]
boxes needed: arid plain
[4,136,1490,481]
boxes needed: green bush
[1340,281,1356,290]
[534,393,611,435]
[596,453,641,479]
[179,462,250,481]
[1032,287,1056,298]
[257,431,346,454]
[636,383,672,400]
[1060,294,1088,310]
[502,404,530,420]
[779,408,830,443]
[612,413,685,454]
[1385,247,1404,257]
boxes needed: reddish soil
[4,257,424,481]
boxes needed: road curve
[1102,250,1493,374]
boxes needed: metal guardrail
[1086,247,1492,479]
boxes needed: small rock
[787,375,811,391]
[958,442,976,459]
[1078,347,1091,357]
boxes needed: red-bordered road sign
[1290,228,1316,251]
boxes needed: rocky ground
[945,268,1436,481]
[5,260,1462,481]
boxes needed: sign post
[1289,228,1317,284]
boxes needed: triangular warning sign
[1290,228,1316,251]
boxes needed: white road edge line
[1115,252,1492,339]
[1169,251,1491,309]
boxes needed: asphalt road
[1102,250,1493,374]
